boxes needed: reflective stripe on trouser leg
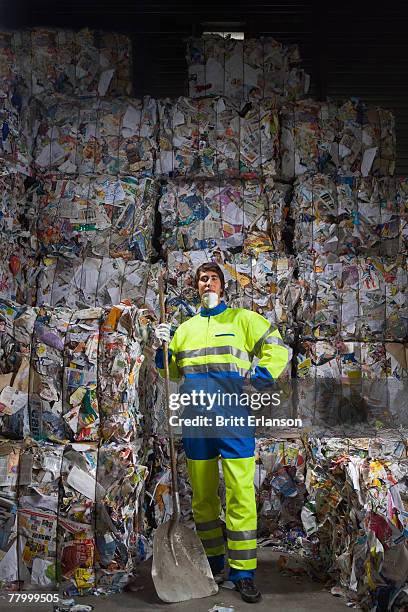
[187,457,225,557]
[222,456,257,571]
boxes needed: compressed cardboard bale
[186,35,309,101]
[33,96,158,177]
[30,175,158,261]
[157,96,279,179]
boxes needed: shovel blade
[152,521,218,602]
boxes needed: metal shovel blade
[152,520,219,603]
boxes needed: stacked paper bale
[293,197,407,432]
[186,35,310,101]
[0,28,135,307]
[0,299,151,592]
[0,438,147,594]
[29,95,160,310]
[280,99,396,180]
[0,299,153,440]
[0,27,163,593]
[0,28,132,100]
[157,96,280,178]
[158,36,311,345]
[0,27,160,312]
[37,257,160,312]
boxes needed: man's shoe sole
[237,588,262,603]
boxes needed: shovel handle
[158,273,180,522]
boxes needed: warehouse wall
[4,0,408,174]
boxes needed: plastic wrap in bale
[30,175,158,261]
[33,96,158,177]
[157,96,279,179]
[186,35,309,101]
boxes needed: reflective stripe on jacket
[156,301,289,385]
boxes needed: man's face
[197,270,222,300]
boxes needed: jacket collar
[200,300,227,317]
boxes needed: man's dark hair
[194,262,225,295]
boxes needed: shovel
[151,274,218,603]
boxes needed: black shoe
[235,578,262,603]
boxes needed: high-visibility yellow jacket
[156,301,289,387]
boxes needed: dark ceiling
[2,0,408,173]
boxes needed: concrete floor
[0,550,351,612]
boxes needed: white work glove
[153,323,171,349]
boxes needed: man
[154,262,289,604]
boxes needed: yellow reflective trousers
[187,456,257,571]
